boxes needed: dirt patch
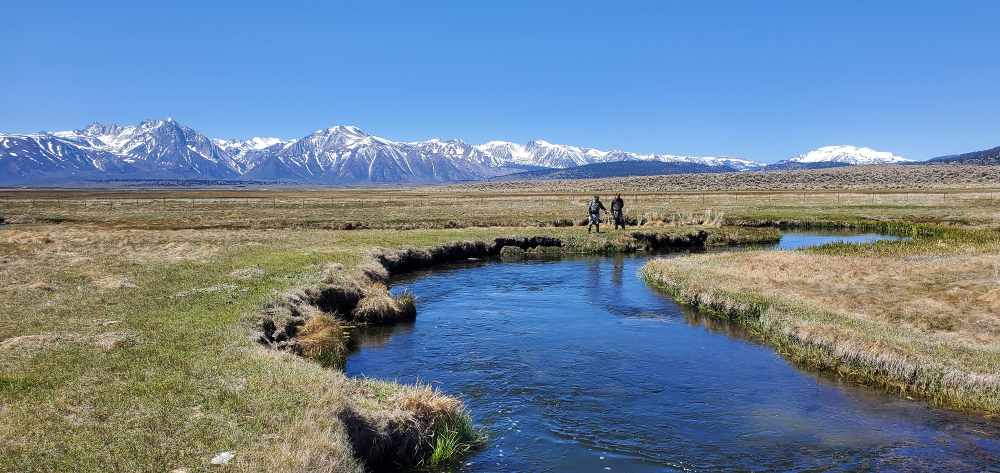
[92,276,136,289]
[1,333,81,350]
[229,267,266,280]
[1,331,136,351]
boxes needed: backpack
[589,201,601,214]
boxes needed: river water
[346,233,1000,472]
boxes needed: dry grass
[641,209,725,228]
[642,232,1000,412]
[336,378,478,470]
[4,176,999,234]
[452,164,1000,192]
[349,283,417,324]
[298,314,346,359]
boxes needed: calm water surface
[346,233,1000,472]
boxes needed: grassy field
[0,187,779,472]
[5,183,1000,230]
[2,180,1000,471]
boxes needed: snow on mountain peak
[321,125,366,136]
[790,145,912,165]
[247,137,282,150]
[1,118,775,184]
[475,139,765,170]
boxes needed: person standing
[610,192,625,229]
[587,195,607,233]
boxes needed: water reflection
[770,230,908,250]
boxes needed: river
[346,232,1000,472]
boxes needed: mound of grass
[350,283,417,324]
[298,313,348,368]
[337,379,485,470]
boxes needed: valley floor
[2,185,999,471]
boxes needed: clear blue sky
[2,1,997,163]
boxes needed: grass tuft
[298,313,347,368]
[350,282,416,324]
[425,410,487,467]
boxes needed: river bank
[0,209,775,472]
[641,223,1000,414]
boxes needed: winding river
[347,233,1000,472]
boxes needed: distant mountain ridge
[493,160,731,181]
[925,146,1000,166]
[0,119,765,184]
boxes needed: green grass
[424,412,487,468]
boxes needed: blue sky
[2,1,997,163]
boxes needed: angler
[610,192,625,229]
[587,195,608,233]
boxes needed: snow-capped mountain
[241,127,504,183]
[213,136,291,157]
[474,140,765,172]
[790,145,911,165]
[1,118,246,183]
[0,119,766,184]
[764,145,913,171]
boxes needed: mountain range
[0,118,984,185]
[0,119,768,184]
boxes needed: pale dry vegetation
[453,164,1000,192]
[642,229,1000,413]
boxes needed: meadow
[3,174,1000,471]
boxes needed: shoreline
[640,222,1000,416]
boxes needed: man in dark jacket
[610,192,625,229]
[587,195,607,233]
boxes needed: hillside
[490,160,733,181]
[926,146,1000,166]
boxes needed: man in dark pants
[610,192,625,229]
[587,195,607,233]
